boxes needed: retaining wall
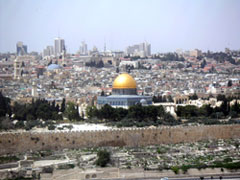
[0,125,239,155]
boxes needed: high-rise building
[43,46,54,57]
[145,42,151,56]
[190,49,202,57]
[54,37,65,57]
[79,41,88,55]
[16,41,27,56]
[176,49,183,55]
[225,48,231,54]
[48,46,54,56]
[126,41,151,57]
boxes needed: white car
[160,177,168,180]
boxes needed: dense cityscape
[1,39,240,120]
[0,38,240,179]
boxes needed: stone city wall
[0,125,239,155]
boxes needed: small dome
[140,99,147,105]
[112,73,137,89]
[47,64,62,71]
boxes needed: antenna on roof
[104,37,106,52]
[58,28,60,38]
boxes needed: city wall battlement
[0,125,239,155]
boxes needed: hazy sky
[0,0,240,53]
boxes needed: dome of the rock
[112,73,137,89]
[97,73,152,108]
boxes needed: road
[166,175,240,180]
[93,175,240,180]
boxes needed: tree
[60,98,66,112]
[158,105,165,118]
[152,95,163,103]
[177,63,184,69]
[144,106,159,122]
[167,95,174,102]
[100,104,115,121]
[0,92,11,117]
[96,149,110,167]
[231,100,239,115]
[152,95,158,103]
[55,104,60,112]
[163,113,177,125]
[176,105,199,118]
[36,103,52,120]
[227,80,232,87]
[127,104,145,121]
[201,59,206,68]
[219,99,230,116]
[11,98,62,122]
[176,106,184,117]
[190,93,198,100]
[12,102,26,120]
[51,100,56,111]
[210,66,216,73]
[171,166,180,174]
[101,91,105,96]
[217,94,226,101]
[162,96,167,102]
[114,108,128,121]
[47,60,52,66]
[86,106,98,119]
[64,102,81,121]
[199,104,213,117]
[96,60,104,68]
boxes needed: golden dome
[112,73,137,89]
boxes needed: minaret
[31,81,38,97]
[14,57,21,80]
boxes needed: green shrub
[25,120,40,130]
[223,157,232,163]
[15,121,24,129]
[223,161,240,169]
[95,149,110,167]
[0,156,20,164]
[48,124,56,130]
[171,166,179,174]
[157,147,168,154]
[42,166,53,173]
[181,164,191,173]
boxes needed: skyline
[0,0,240,53]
